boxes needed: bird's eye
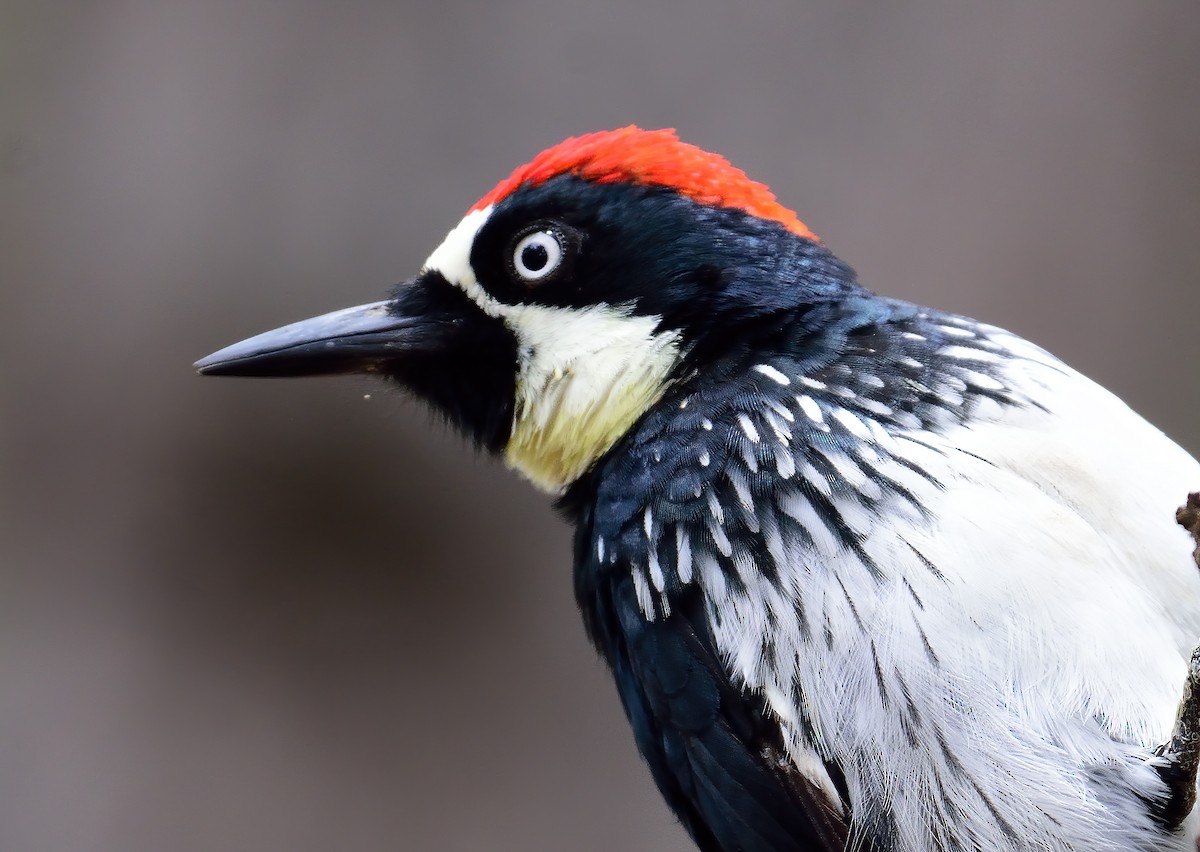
[511,229,564,283]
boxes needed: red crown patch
[470,127,816,241]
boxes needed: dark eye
[511,229,564,282]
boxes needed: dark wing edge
[607,576,849,852]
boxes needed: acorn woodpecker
[196,127,1200,851]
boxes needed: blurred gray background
[3,2,1199,850]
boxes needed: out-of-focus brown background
[3,2,1199,850]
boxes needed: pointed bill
[194,300,438,377]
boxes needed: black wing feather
[603,573,849,852]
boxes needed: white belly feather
[701,335,1200,850]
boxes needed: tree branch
[1150,493,1200,830]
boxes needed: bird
[196,127,1200,851]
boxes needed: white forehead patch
[422,205,492,297]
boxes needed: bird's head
[196,127,861,493]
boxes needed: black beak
[194,299,441,377]
[195,277,518,450]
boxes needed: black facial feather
[382,272,518,452]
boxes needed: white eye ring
[512,230,564,282]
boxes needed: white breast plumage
[626,321,1200,850]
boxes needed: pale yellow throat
[502,303,684,494]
